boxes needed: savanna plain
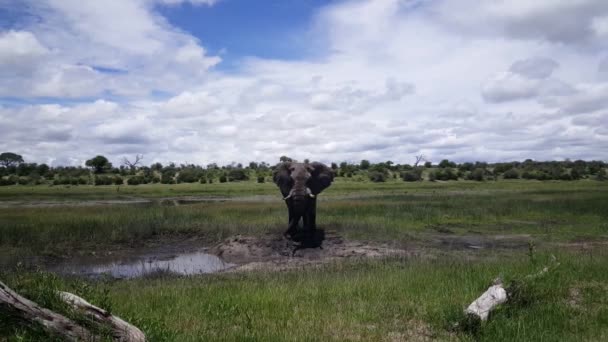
[1,179,608,341]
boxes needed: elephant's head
[273,162,334,213]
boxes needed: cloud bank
[0,0,606,166]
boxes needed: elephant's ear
[308,162,334,195]
[272,162,293,197]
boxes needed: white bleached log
[465,281,508,321]
[59,291,146,342]
[0,280,145,341]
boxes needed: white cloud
[1,0,607,165]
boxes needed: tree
[0,152,24,168]
[122,154,143,170]
[279,156,293,162]
[360,160,371,170]
[85,155,112,174]
[414,155,425,167]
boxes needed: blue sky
[0,0,607,166]
[158,0,330,69]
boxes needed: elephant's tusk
[283,194,293,200]
[308,194,315,198]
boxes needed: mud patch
[211,230,412,272]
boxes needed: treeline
[0,152,606,186]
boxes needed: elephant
[273,161,334,239]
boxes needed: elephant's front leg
[285,201,299,238]
[303,198,317,232]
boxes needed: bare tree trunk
[0,280,145,341]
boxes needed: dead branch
[122,154,144,170]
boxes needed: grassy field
[1,180,607,255]
[1,179,608,341]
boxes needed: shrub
[597,169,607,181]
[161,173,175,184]
[0,177,15,186]
[401,168,422,182]
[467,168,485,181]
[428,171,437,182]
[94,176,113,186]
[433,168,458,181]
[219,175,227,183]
[199,177,207,184]
[127,176,145,185]
[503,168,520,179]
[17,177,30,185]
[177,168,201,183]
[228,169,248,181]
[368,171,386,182]
[114,176,124,185]
[151,176,160,183]
[257,176,265,183]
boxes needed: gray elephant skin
[273,162,334,238]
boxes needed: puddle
[53,251,235,279]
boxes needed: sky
[0,0,607,167]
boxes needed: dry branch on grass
[0,280,145,341]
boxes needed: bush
[161,173,175,184]
[401,168,422,182]
[467,168,485,181]
[428,171,437,182]
[503,168,520,179]
[433,168,458,181]
[368,171,386,182]
[127,176,145,185]
[597,169,607,181]
[199,177,207,184]
[114,176,124,185]
[257,176,265,183]
[219,175,227,183]
[17,177,30,185]
[228,169,249,181]
[94,176,113,186]
[177,168,201,183]
[0,177,15,186]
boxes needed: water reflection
[58,251,235,279]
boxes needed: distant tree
[438,159,456,168]
[85,155,112,174]
[331,162,338,170]
[0,152,24,168]
[279,156,293,162]
[151,162,163,171]
[424,161,432,168]
[36,163,50,176]
[219,174,227,183]
[257,176,265,183]
[413,155,424,167]
[122,154,143,170]
[360,160,371,170]
[249,161,259,170]
[503,168,520,179]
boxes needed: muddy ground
[4,228,606,278]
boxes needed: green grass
[1,180,607,341]
[1,180,607,255]
[2,251,608,341]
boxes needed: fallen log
[464,256,559,323]
[465,278,507,321]
[0,280,145,341]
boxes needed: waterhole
[54,251,235,279]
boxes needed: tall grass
[2,251,607,341]
[1,181,607,255]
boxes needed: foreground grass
[1,180,607,256]
[2,251,608,341]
